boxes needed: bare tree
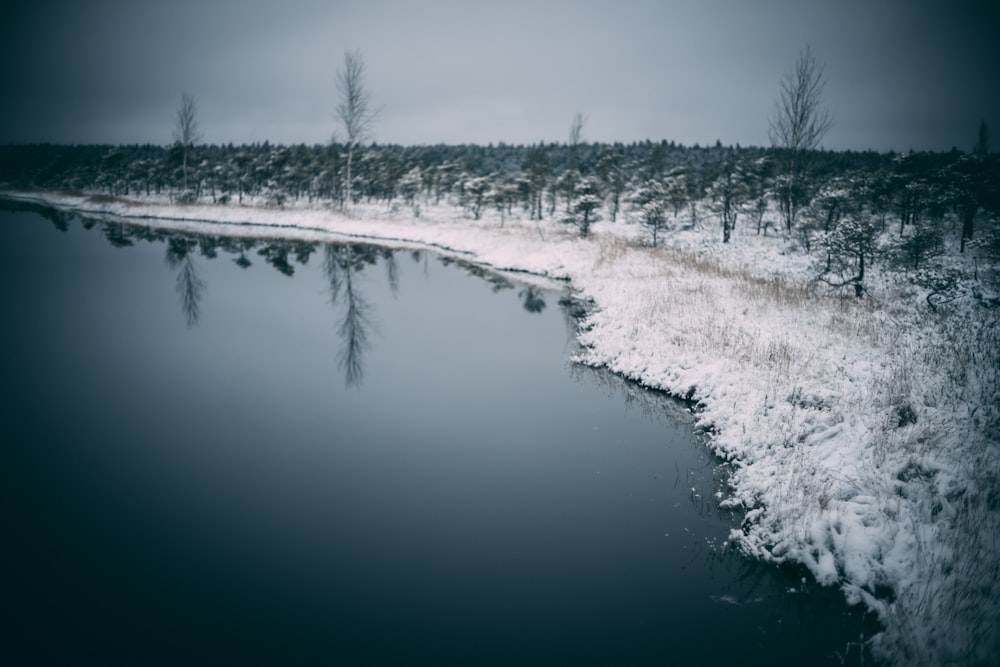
[973,119,991,157]
[567,112,584,171]
[769,45,832,233]
[172,92,202,194]
[336,49,378,210]
[568,112,584,146]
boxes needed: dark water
[0,202,877,666]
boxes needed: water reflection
[0,201,878,666]
[384,250,399,296]
[103,222,134,248]
[165,237,204,327]
[519,286,547,313]
[323,244,376,388]
[234,240,253,269]
[14,207,564,390]
[257,241,316,277]
[439,254,515,293]
[0,197,72,232]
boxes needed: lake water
[0,201,877,665]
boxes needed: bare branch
[172,92,202,148]
[336,50,376,149]
[769,45,833,232]
[336,49,378,210]
[769,45,832,153]
[568,112,584,147]
[172,92,202,193]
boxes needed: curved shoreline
[4,189,998,665]
[3,191,571,289]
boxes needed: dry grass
[583,232,1000,665]
[593,235,637,269]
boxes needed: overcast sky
[2,0,997,152]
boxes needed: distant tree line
[0,137,913,209]
[1,131,997,301]
[3,44,998,305]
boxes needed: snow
[4,188,998,666]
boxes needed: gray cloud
[2,0,997,152]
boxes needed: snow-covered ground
[5,189,999,666]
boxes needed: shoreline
[4,188,998,665]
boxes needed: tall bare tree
[567,112,584,171]
[172,92,202,193]
[769,45,832,233]
[973,119,991,157]
[336,49,377,210]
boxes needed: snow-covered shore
[4,190,998,666]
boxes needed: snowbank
[5,189,998,666]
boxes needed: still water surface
[0,203,875,665]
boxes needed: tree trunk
[344,144,354,210]
[855,251,865,298]
[960,203,976,254]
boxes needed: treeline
[0,139,891,208]
[1,139,998,298]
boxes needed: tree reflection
[257,240,318,277]
[0,198,73,232]
[177,255,205,326]
[42,208,72,233]
[324,243,376,388]
[438,255,515,293]
[384,249,399,297]
[198,236,218,259]
[519,287,547,313]
[165,236,205,327]
[233,239,254,268]
[103,223,134,248]
[21,205,567,382]
[293,241,316,266]
[258,243,295,276]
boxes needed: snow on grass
[5,189,999,666]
